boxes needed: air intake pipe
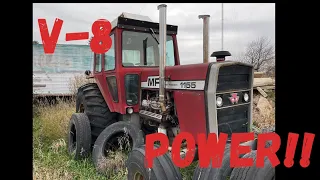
[199,15,210,63]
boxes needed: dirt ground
[252,90,275,132]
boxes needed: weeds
[34,98,75,141]
[33,98,108,179]
[33,98,130,180]
[96,132,131,178]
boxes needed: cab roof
[110,12,178,35]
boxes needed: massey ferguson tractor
[67,4,274,180]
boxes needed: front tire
[67,113,91,160]
[92,121,144,174]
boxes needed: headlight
[243,93,249,102]
[127,107,133,114]
[216,96,223,107]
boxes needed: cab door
[93,32,119,113]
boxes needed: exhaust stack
[158,4,167,104]
[198,15,210,63]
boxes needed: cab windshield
[122,30,175,67]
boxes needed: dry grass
[33,133,108,180]
[33,163,74,180]
[33,169,70,180]
[33,98,129,180]
[253,109,275,129]
[33,99,75,141]
[33,99,105,180]
[96,133,131,178]
[97,151,128,178]
[69,75,95,95]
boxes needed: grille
[217,65,252,92]
[216,64,252,137]
[217,104,249,137]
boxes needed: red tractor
[67,4,274,180]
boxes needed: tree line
[237,36,275,77]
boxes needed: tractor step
[139,110,162,123]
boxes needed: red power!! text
[145,132,315,168]
[37,18,112,54]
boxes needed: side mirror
[84,70,91,76]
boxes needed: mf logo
[147,76,160,87]
[229,93,239,104]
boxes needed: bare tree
[264,59,275,77]
[241,36,275,72]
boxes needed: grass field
[33,99,198,180]
[33,90,275,180]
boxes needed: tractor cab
[84,5,254,145]
[90,12,180,114]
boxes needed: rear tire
[192,163,219,180]
[76,83,118,143]
[67,113,91,160]
[193,139,270,180]
[215,140,258,180]
[248,157,275,180]
[230,150,257,180]
[126,145,183,180]
[230,145,275,180]
[192,143,231,180]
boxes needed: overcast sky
[33,3,275,65]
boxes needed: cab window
[122,30,175,67]
[105,34,115,71]
[95,54,102,72]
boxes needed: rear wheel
[248,157,275,180]
[126,145,183,180]
[76,83,118,143]
[230,150,257,180]
[192,164,218,180]
[192,143,231,180]
[230,143,275,180]
[192,139,270,180]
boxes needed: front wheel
[67,113,91,160]
[92,121,144,174]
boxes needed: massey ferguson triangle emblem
[229,93,239,104]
